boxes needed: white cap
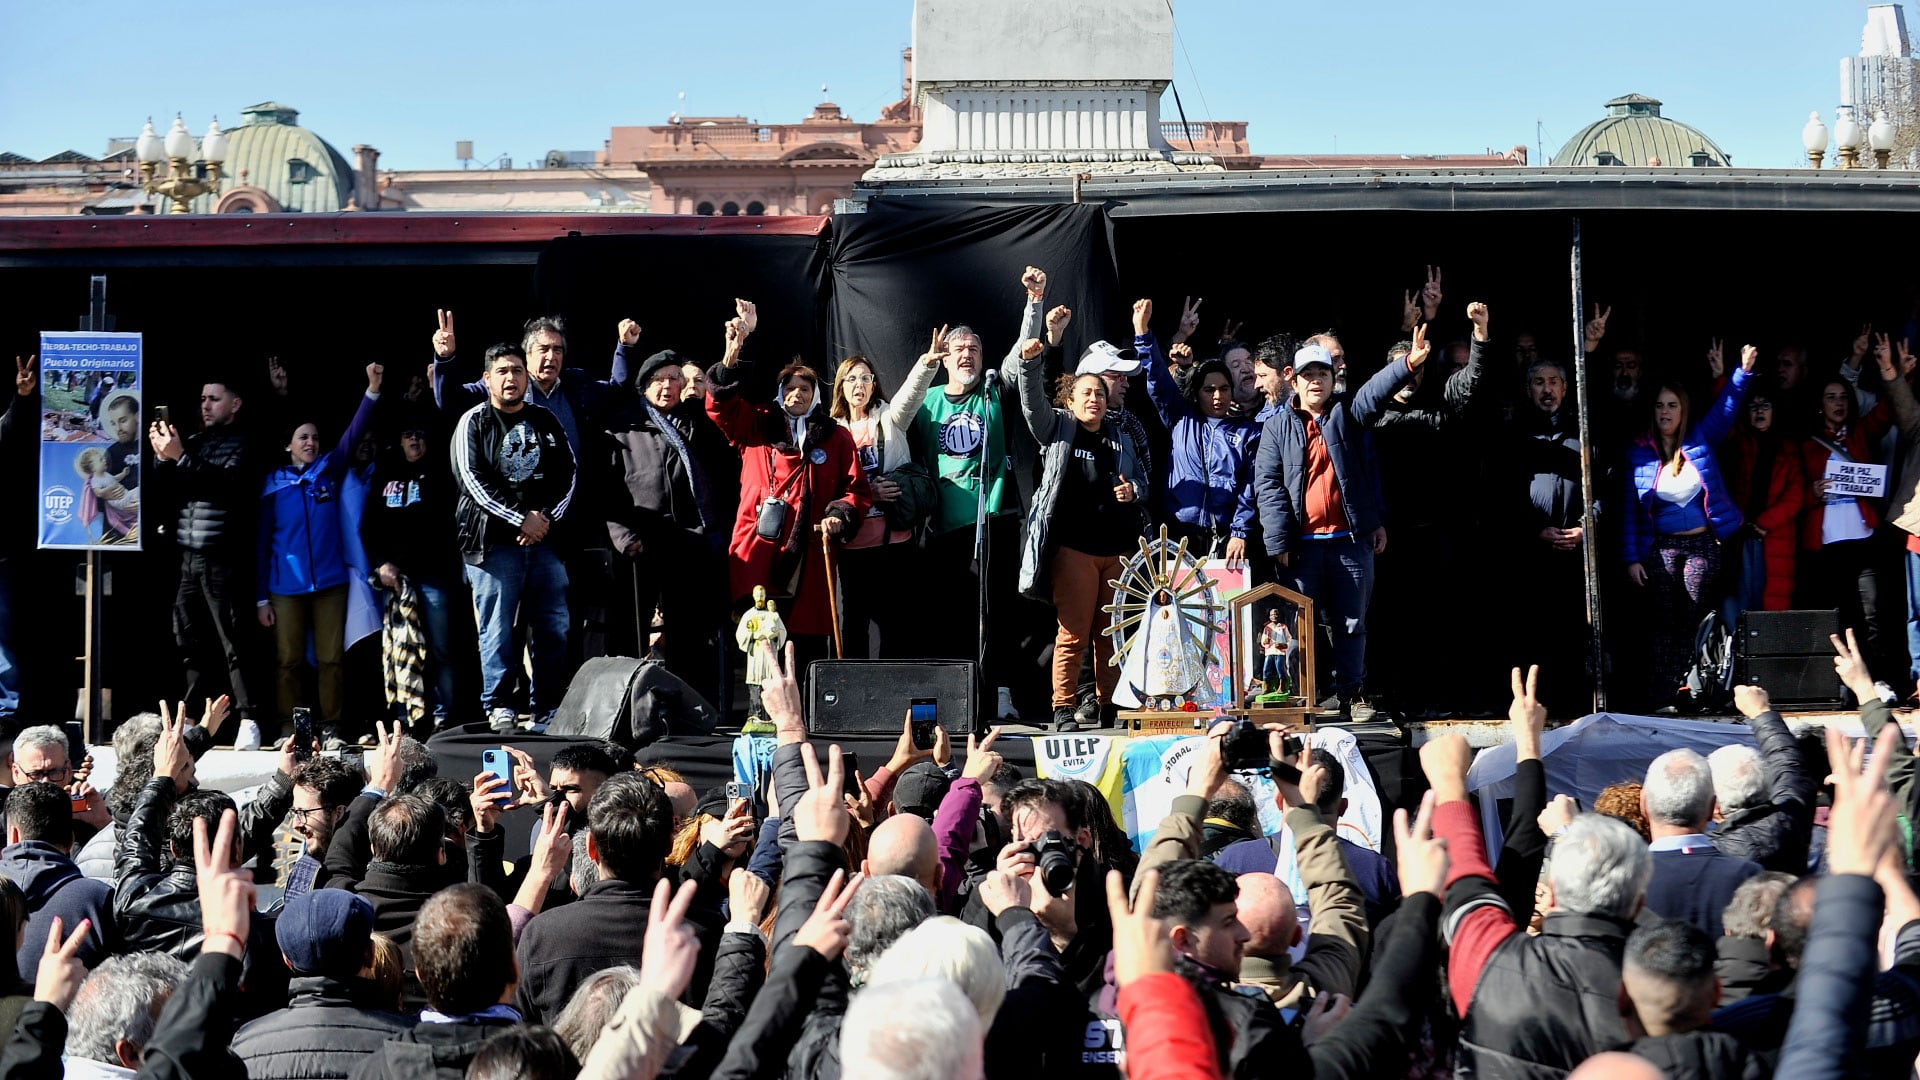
[1292,344,1336,372]
[1076,340,1142,376]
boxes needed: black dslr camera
[1030,830,1079,895]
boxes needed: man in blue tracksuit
[1134,299,1260,565]
[1254,330,1428,717]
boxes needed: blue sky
[0,1,1890,170]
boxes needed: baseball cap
[276,889,375,977]
[1076,341,1143,377]
[892,761,952,822]
[1292,344,1336,373]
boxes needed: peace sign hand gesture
[919,325,951,368]
[433,310,456,359]
[1172,296,1202,344]
[1706,338,1724,380]
[1421,265,1443,320]
[1405,322,1432,371]
[1583,304,1612,350]
[962,726,1004,780]
[1874,332,1897,382]
[14,355,36,398]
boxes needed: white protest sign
[1824,459,1887,499]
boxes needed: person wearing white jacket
[828,341,942,658]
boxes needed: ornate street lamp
[135,115,226,213]
[1869,110,1897,169]
[1834,107,1864,169]
[1802,111,1829,169]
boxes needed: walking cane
[819,526,845,659]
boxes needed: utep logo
[43,485,77,524]
[1040,736,1103,773]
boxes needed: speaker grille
[807,661,978,736]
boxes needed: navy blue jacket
[1137,332,1261,538]
[1620,366,1752,564]
[1254,358,1412,555]
[0,841,113,985]
[1642,839,1762,938]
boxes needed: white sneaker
[234,718,262,752]
[996,687,1021,722]
[488,708,519,733]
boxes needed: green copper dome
[1551,94,1730,168]
[187,101,355,213]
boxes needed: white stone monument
[865,0,1221,181]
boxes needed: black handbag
[872,421,936,532]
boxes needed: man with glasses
[10,726,106,838]
[283,755,366,901]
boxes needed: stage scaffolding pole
[1570,219,1607,713]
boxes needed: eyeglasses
[842,374,875,385]
[289,805,340,824]
[16,766,70,784]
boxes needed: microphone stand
[972,373,994,730]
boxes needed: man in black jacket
[603,347,728,705]
[353,884,523,1080]
[110,709,291,1015]
[1504,355,1592,715]
[1710,686,1815,874]
[515,770,726,1023]
[325,792,447,1000]
[449,343,577,733]
[149,374,265,743]
[233,889,414,1080]
[1616,919,1761,1080]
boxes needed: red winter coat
[1721,429,1805,611]
[1797,401,1892,551]
[706,365,870,637]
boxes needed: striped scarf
[381,579,429,725]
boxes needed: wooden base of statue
[1120,709,1315,736]
[1225,581,1319,727]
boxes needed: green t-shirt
[916,383,1010,535]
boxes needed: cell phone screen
[291,709,314,763]
[910,699,937,750]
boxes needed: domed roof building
[188,102,356,213]
[1551,94,1731,168]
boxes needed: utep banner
[37,332,142,550]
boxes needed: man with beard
[282,755,366,900]
[913,267,1049,719]
[1504,354,1594,715]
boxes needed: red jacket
[1797,402,1892,551]
[706,371,870,638]
[1721,430,1805,610]
[1117,972,1222,1080]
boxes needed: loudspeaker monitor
[1734,609,1843,707]
[807,661,977,737]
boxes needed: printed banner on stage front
[36,332,143,550]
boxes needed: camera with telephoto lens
[1031,830,1079,895]
[1221,718,1272,770]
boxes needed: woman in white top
[828,338,943,657]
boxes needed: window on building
[721,201,740,216]
[288,158,315,185]
[696,201,715,216]
[1593,151,1622,167]
[746,201,765,216]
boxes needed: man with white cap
[1253,327,1430,719]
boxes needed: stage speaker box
[1734,609,1843,707]
[807,661,977,737]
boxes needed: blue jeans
[0,557,17,724]
[1906,548,1920,686]
[1291,538,1374,699]
[466,545,570,715]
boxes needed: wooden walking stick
[820,526,845,659]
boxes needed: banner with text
[37,332,143,550]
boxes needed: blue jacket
[257,393,378,602]
[1253,359,1412,555]
[1137,333,1261,538]
[1619,366,1751,564]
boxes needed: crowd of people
[2,265,1914,739]
[0,636,1890,1079]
